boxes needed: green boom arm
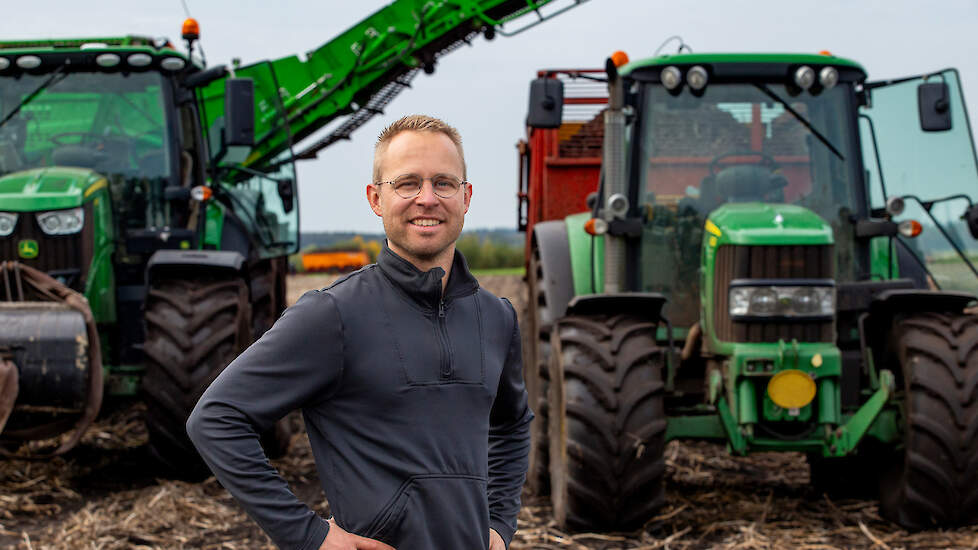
[197,0,585,170]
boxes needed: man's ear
[366,184,383,216]
[463,182,472,214]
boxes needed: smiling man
[188,114,532,550]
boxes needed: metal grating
[713,244,834,343]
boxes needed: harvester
[0,0,585,474]
[519,50,978,530]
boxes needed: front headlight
[36,207,84,235]
[729,283,834,318]
[0,212,17,236]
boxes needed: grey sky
[5,1,976,232]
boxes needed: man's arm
[187,290,343,550]
[487,300,534,548]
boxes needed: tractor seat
[715,165,788,203]
[51,146,99,169]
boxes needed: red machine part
[518,69,606,261]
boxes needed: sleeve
[487,298,534,548]
[186,290,344,550]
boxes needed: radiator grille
[0,204,93,292]
[714,244,834,343]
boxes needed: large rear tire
[523,246,552,495]
[142,276,252,479]
[879,312,978,528]
[548,314,667,531]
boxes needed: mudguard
[147,250,246,283]
[532,220,574,330]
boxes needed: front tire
[879,312,978,528]
[548,314,667,531]
[142,276,252,478]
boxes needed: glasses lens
[390,175,463,198]
[392,175,423,198]
[432,176,462,198]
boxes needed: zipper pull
[438,299,445,318]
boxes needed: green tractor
[0,0,580,473]
[519,52,978,530]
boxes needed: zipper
[437,297,453,379]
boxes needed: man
[187,114,532,550]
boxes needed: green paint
[817,377,840,426]
[195,0,567,169]
[717,397,747,455]
[707,203,835,246]
[82,188,116,324]
[825,369,895,456]
[0,167,104,211]
[869,237,899,280]
[665,414,727,441]
[621,52,866,77]
[564,212,604,296]
[204,200,225,249]
[865,409,901,444]
[104,365,145,396]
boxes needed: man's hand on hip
[489,528,505,550]
[319,518,396,550]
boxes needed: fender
[532,220,575,330]
[870,288,976,317]
[147,250,246,284]
[566,292,667,321]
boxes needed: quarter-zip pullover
[187,245,532,550]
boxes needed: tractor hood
[0,167,106,211]
[706,203,834,246]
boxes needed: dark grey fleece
[186,245,532,550]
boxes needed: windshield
[0,71,173,225]
[635,83,859,327]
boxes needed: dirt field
[2,274,977,549]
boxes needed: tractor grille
[713,244,834,343]
[0,203,93,292]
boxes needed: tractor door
[859,68,978,293]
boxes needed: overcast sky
[5,1,976,232]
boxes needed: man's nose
[414,181,441,205]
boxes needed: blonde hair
[373,114,466,182]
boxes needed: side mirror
[224,78,255,147]
[918,81,951,132]
[526,77,563,129]
[964,203,978,239]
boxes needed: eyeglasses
[374,173,468,199]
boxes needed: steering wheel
[49,132,115,147]
[708,151,779,175]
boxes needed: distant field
[472,267,524,277]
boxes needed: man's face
[367,130,472,267]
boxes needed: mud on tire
[880,312,978,529]
[523,246,552,495]
[142,276,252,479]
[548,314,667,531]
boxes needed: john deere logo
[18,239,38,259]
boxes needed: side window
[860,69,978,293]
[861,69,978,205]
[223,157,298,259]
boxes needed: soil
[2,274,977,549]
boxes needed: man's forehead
[379,131,464,173]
